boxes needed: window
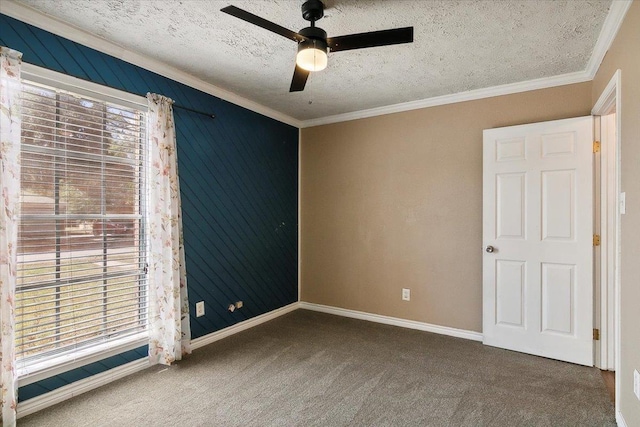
[16,73,148,375]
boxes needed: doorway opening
[592,69,621,412]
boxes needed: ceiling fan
[221,0,414,92]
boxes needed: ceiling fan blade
[221,5,306,42]
[290,65,310,92]
[327,27,414,52]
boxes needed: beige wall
[301,83,592,332]
[592,1,640,424]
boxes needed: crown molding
[298,0,632,128]
[0,0,303,128]
[301,70,591,127]
[2,0,631,130]
[585,0,633,79]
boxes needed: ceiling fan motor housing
[301,0,324,22]
[298,26,328,51]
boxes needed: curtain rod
[173,103,216,119]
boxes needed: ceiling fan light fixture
[296,39,328,72]
[221,4,413,91]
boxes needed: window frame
[16,64,150,385]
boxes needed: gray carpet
[20,310,615,426]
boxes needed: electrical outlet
[402,288,410,301]
[235,301,243,309]
[634,369,640,401]
[195,301,205,317]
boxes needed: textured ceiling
[15,0,612,121]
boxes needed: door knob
[485,245,495,253]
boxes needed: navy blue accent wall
[1,14,298,400]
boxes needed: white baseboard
[299,302,483,342]
[17,302,300,418]
[191,302,300,350]
[17,358,150,418]
[616,410,628,427]
[17,301,480,418]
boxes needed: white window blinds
[16,80,148,368]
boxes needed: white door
[483,116,594,366]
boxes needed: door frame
[591,69,621,405]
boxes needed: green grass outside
[16,256,145,359]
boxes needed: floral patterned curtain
[0,46,22,427]
[147,93,191,365]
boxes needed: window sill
[17,333,148,387]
